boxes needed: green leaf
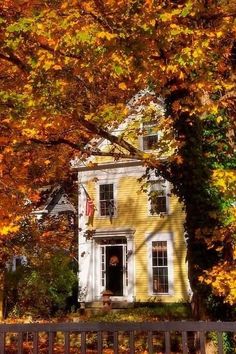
[113,64,124,75]
[7,18,33,33]
[76,31,92,43]
[180,2,193,17]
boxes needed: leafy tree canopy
[0,0,235,315]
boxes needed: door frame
[95,241,127,301]
[106,243,127,297]
[92,229,135,302]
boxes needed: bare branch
[31,138,83,150]
[74,111,145,159]
[30,137,139,160]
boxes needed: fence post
[33,331,38,354]
[0,332,5,354]
[182,331,188,354]
[164,331,171,354]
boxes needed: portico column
[127,233,135,302]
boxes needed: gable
[71,89,166,169]
[47,191,76,216]
[32,186,76,218]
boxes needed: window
[141,122,159,151]
[143,134,158,150]
[7,256,27,272]
[148,233,173,296]
[99,184,114,216]
[149,179,168,214]
[152,241,168,293]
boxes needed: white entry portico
[78,229,135,303]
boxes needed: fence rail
[0,321,235,353]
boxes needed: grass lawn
[70,302,193,322]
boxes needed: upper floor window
[141,121,159,151]
[149,179,168,214]
[99,184,114,217]
[143,134,158,151]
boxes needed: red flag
[81,184,95,217]
[86,197,95,217]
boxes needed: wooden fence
[0,321,235,353]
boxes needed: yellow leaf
[43,60,54,70]
[160,13,173,22]
[118,82,127,90]
[0,224,20,236]
[192,48,203,58]
[179,70,185,79]
[97,31,117,40]
[28,99,35,107]
[37,23,44,30]
[216,116,223,123]
[166,64,178,73]
[211,105,218,114]
[22,128,38,138]
[216,31,223,38]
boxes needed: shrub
[5,252,77,318]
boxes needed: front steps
[86,301,134,309]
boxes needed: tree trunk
[0,270,4,320]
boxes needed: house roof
[32,185,76,217]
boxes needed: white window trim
[147,178,170,216]
[139,119,163,152]
[96,180,118,219]
[147,232,174,296]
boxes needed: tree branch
[0,50,30,73]
[30,135,171,178]
[38,43,82,60]
[74,111,145,159]
[30,137,140,160]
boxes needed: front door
[106,245,123,296]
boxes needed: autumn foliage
[0,0,235,317]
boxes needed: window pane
[149,180,167,214]
[150,179,165,192]
[100,184,113,199]
[152,241,168,294]
[143,135,158,150]
[153,268,169,293]
[99,184,114,216]
[151,196,167,213]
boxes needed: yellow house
[73,90,189,306]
